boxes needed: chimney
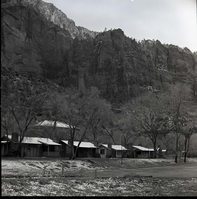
[11,132,18,143]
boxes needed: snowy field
[1,159,99,178]
[1,157,197,177]
[2,175,197,196]
[1,158,197,196]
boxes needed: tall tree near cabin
[70,89,113,159]
[183,125,197,163]
[167,82,197,163]
[124,92,171,158]
[1,74,50,156]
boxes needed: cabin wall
[60,143,71,157]
[1,143,9,156]
[75,147,96,158]
[99,146,112,158]
[21,144,41,157]
[42,145,60,157]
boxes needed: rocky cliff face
[2,0,98,39]
[1,0,73,78]
[67,29,197,103]
[1,0,197,104]
[1,0,97,78]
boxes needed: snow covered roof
[22,137,42,145]
[132,145,151,151]
[132,145,154,151]
[61,140,97,148]
[1,141,9,144]
[34,120,78,129]
[100,144,110,149]
[74,141,97,148]
[111,145,127,151]
[38,138,61,146]
[100,144,127,151]
[61,140,69,145]
[132,145,166,152]
[7,135,60,145]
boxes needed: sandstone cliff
[67,29,196,103]
[1,0,197,104]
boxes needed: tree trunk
[72,141,81,160]
[184,136,191,163]
[69,139,75,160]
[16,143,22,157]
[184,151,187,163]
[184,137,187,163]
[175,132,179,163]
[69,128,75,160]
[153,142,157,158]
[175,155,178,163]
[71,130,87,160]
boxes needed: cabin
[132,145,166,158]
[99,144,128,158]
[132,145,154,158]
[1,133,61,157]
[19,135,60,157]
[99,144,112,158]
[60,140,97,158]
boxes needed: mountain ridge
[1,0,197,104]
[1,0,98,39]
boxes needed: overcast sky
[43,0,197,52]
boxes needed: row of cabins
[1,120,166,158]
[1,133,128,158]
[1,133,165,158]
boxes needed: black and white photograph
[1,0,197,196]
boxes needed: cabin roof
[61,140,97,148]
[100,144,127,150]
[34,120,79,129]
[7,135,60,145]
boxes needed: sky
[43,0,197,52]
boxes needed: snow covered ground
[2,175,197,196]
[1,159,99,177]
[1,157,197,178]
[1,158,197,196]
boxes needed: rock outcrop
[1,0,197,104]
[67,29,197,103]
[2,0,98,39]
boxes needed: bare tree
[123,92,171,158]
[183,126,197,162]
[167,83,196,163]
[44,88,113,159]
[117,112,139,146]
[1,75,50,156]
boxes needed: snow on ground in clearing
[1,159,98,176]
[1,158,197,177]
